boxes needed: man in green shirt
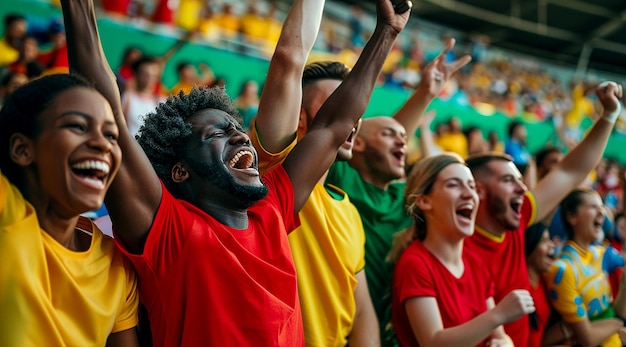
[326,39,471,345]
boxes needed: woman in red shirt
[389,153,535,347]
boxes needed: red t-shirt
[392,240,494,347]
[464,192,536,347]
[527,278,551,347]
[115,166,304,347]
[151,0,176,25]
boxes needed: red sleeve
[395,243,436,304]
[114,182,193,278]
[261,165,300,234]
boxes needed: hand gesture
[420,38,472,97]
[492,289,535,325]
[595,81,623,117]
[485,334,514,347]
[376,0,412,34]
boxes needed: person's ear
[475,181,487,200]
[353,135,366,152]
[9,133,34,167]
[171,162,190,183]
[416,194,432,211]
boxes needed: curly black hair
[0,73,93,190]
[136,86,241,195]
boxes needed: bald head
[357,116,406,140]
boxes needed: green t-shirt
[326,161,412,344]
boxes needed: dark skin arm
[106,328,139,347]
[282,0,411,212]
[62,0,162,253]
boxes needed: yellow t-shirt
[436,132,469,158]
[0,173,138,346]
[544,241,621,347]
[0,38,19,67]
[251,125,367,346]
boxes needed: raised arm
[62,0,162,252]
[392,39,470,137]
[282,0,410,212]
[253,0,325,153]
[532,82,622,222]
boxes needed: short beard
[187,156,269,208]
[488,193,519,230]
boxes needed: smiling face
[423,163,478,238]
[181,108,268,207]
[354,117,408,184]
[568,192,606,245]
[528,230,556,273]
[479,160,528,231]
[21,87,121,216]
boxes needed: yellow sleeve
[112,258,139,333]
[249,119,297,175]
[0,172,30,229]
[544,260,586,323]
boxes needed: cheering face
[569,192,606,245]
[182,109,268,207]
[357,117,408,182]
[24,87,121,215]
[481,160,528,231]
[528,231,556,273]
[423,163,479,238]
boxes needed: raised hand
[421,38,472,97]
[376,0,412,34]
[492,289,535,325]
[595,81,623,118]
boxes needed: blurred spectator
[488,130,504,152]
[239,4,265,46]
[0,71,28,108]
[151,0,177,25]
[8,36,44,79]
[215,4,240,40]
[37,20,69,75]
[116,45,143,91]
[0,14,27,67]
[122,56,166,136]
[101,0,131,17]
[435,116,468,158]
[170,61,215,95]
[176,0,204,31]
[464,126,489,156]
[348,6,365,48]
[535,146,563,181]
[233,80,260,131]
[504,120,531,173]
[198,6,220,44]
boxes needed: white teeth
[229,150,253,168]
[71,160,110,174]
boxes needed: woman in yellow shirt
[0,73,139,346]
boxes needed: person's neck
[422,232,464,276]
[475,209,505,237]
[528,266,540,287]
[349,158,393,190]
[571,235,591,252]
[194,199,250,229]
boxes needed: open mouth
[510,200,522,215]
[228,149,254,170]
[391,149,406,164]
[71,160,110,189]
[456,204,474,222]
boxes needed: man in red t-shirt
[465,83,623,347]
[62,0,411,345]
